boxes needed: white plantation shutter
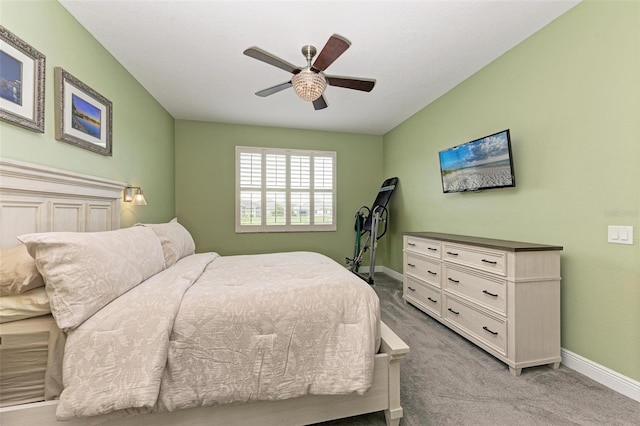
[313,155,333,225]
[265,154,286,226]
[236,146,336,232]
[240,152,261,187]
[266,154,286,188]
[314,155,333,189]
[238,151,262,226]
[290,155,310,226]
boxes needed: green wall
[0,0,175,226]
[175,120,383,263]
[383,1,639,381]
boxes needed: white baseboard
[376,267,640,403]
[376,265,402,281]
[561,348,640,402]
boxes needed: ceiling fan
[243,34,375,110]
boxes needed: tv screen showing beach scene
[439,129,515,193]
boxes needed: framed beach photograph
[0,26,45,133]
[54,67,112,156]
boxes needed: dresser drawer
[405,252,441,287]
[404,276,441,318]
[442,243,506,276]
[404,236,441,259]
[443,295,506,356]
[443,265,506,315]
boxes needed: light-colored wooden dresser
[402,232,563,376]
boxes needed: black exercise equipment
[346,177,398,284]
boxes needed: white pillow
[137,218,195,268]
[0,286,50,323]
[18,226,165,331]
[0,244,45,296]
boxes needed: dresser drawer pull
[407,286,416,292]
[483,326,498,336]
[428,247,438,251]
[447,308,460,315]
[427,270,437,275]
[446,251,459,256]
[481,259,497,265]
[427,297,437,304]
[482,290,498,297]
[407,263,416,267]
[407,242,416,246]
[447,277,460,283]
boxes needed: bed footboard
[0,321,409,426]
[380,322,410,426]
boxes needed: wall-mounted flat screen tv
[438,129,515,193]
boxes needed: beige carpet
[314,273,640,426]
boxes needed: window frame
[235,146,337,233]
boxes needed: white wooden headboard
[0,158,126,248]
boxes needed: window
[236,146,336,232]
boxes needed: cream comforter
[56,252,380,420]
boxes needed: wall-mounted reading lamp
[123,186,148,206]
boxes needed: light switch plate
[608,225,634,245]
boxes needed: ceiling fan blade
[313,95,328,110]
[325,75,376,92]
[311,34,350,72]
[326,76,375,92]
[243,47,301,74]
[255,81,292,97]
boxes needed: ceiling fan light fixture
[292,69,326,102]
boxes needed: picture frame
[0,26,46,133]
[54,67,112,156]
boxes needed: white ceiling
[59,0,580,135]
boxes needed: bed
[0,158,409,426]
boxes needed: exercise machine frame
[346,177,398,284]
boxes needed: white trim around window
[235,146,336,233]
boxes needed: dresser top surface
[404,232,563,252]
